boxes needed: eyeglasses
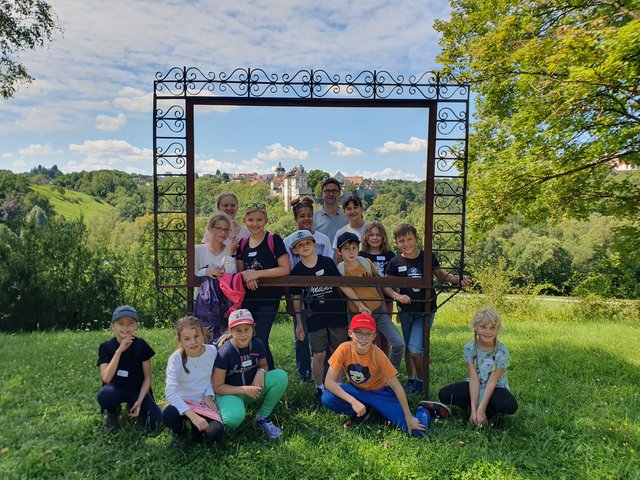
[245,202,266,210]
[323,189,340,195]
[353,331,375,340]
[212,226,231,234]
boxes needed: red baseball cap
[349,313,376,332]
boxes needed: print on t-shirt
[347,363,371,384]
[408,265,422,292]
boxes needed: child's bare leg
[411,352,423,379]
[312,351,326,386]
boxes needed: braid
[181,349,190,374]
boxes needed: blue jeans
[292,315,311,380]
[399,311,436,355]
[321,383,428,437]
[97,383,161,430]
[244,298,280,370]
[370,306,405,370]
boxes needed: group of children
[97,180,518,445]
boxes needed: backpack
[193,277,232,342]
[337,257,373,276]
[218,272,246,310]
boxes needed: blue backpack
[193,277,232,343]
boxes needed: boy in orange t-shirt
[321,313,430,436]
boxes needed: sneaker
[344,407,371,428]
[315,387,324,405]
[103,413,119,431]
[418,400,452,420]
[415,406,431,430]
[257,417,282,439]
[404,378,423,394]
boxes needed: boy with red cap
[321,313,430,436]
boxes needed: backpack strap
[338,257,372,276]
[239,233,275,257]
[337,261,345,276]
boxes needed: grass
[0,298,638,479]
[30,185,115,222]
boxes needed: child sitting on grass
[96,305,161,431]
[213,309,288,439]
[163,316,224,446]
[438,307,518,426]
[321,313,429,437]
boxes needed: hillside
[30,184,115,222]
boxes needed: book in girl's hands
[184,399,222,423]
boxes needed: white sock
[316,384,325,391]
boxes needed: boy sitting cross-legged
[289,230,371,403]
[321,313,430,436]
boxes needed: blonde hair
[361,221,391,253]
[471,307,501,358]
[207,212,231,230]
[175,316,209,374]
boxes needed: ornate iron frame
[153,68,469,394]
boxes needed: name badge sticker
[241,359,252,368]
[315,269,325,276]
[398,266,408,272]
[248,251,257,257]
[376,256,386,261]
[116,369,129,378]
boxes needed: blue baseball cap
[290,229,315,248]
[112,305,139,323]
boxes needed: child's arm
[99,336,134,384]
[240,254,290,290]
[129,359,152,418]
[324,366,367,417]
[213,367,262,400]
[252,358,269,389]
[434,268,471,287]
[466,362,481,425]
[293,295,306,341]
[382,285,411,305]
[338,286,371,314]
[475,367,505,425]
[386,376,425,436]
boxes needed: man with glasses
[313,178,348,245]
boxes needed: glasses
[212,226,231,234]
[353,331,375,340]
[323,189,340,195]
[245,202,266,210]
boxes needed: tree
[435,0,640,230]
[1,0,60,98]
[307,169,330,194]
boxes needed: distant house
[282,165,312,211]
[612,159,639,174]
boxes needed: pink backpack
[218,272,246,310]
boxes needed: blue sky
[1,0,452,181]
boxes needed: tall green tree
[435,0,640,230]
[1,0,60,98]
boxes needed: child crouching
[321,313,429,436]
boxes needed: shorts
[309,326,349,354]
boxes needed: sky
[1,0,453,181]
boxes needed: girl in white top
[283,196,333,267]
[163,316,224,445]
[195,213,238,298]
[201,192,250,245]
[333,195,369,263]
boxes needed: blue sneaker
[404,378,423,394]
[257,417,282,439]
[416,405,431,430]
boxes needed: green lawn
[30,184,114,222]
[1,299,638,479]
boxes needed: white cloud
[223,148,237,153]
[351,167,421,181]
[96,113,127,132]
[18,144,63,156]
[376,136,427,153]
[2,153,14,160]
[328,140,363,157]
[197,157,268,175]
[68,139,152,171]
[256,143,308,161]
[113,87,153,113]
[13,159,28,169]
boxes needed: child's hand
[395,294,411,304]
[243,385,262,400]
[295,325,305,341]
[350,399,367,417]
[245,279,259,290]
[116,336,134,353]
[205,265,225,278]
[459,276,472,288]
[252,374,264,390]
[191,413,209,432]
[128,400,142,418]
[475,409,488,427]
[359,305,372,315]
[406,415,426,436]
[241,269,260,283]
[203,395,217,411]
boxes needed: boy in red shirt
[321,313,429,436]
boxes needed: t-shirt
[340,258,382,313]
[214,338,267,387]
[96,337,155,393]
[283,229,334,268]
[359,251,395,277]
[313,208,348,244]
[384,252,441,313]
[236,231,288,300]
[463,339,510,389]
[165,344,218,415]
[328,341,397,391]
[290,254,348,332]
[332,221,370,249]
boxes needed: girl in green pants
[213,309,288,438]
